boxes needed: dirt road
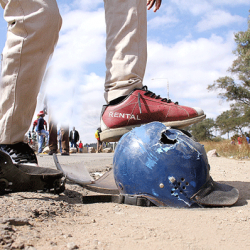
[0,154,250,250]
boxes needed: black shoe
[0,144,65,195]
[48,150,57,155]
[0,142,38,164]
[61,152,69,156]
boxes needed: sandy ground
[1,153,250,250]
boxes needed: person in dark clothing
[69,127,79,148]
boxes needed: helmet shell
[113,122,210,207]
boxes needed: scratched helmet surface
[113,122,239,207]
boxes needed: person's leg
[100,142,103,152]
[104,0,146,103]
[0,1,66,192]
[41,130,49,146]
[59,140,62,152]
[0,0,62,144]
[48,118,58,154]
[61,126,69,155]
[38,134,44,153]
[100,0,205,142]
[96,140,99,153]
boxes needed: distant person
[28,131,32,144]
[31,113,41,146]
[69,127,79,148]
[230,139,236,145]
[237,136,243,147]
[79,141,83,153]
[36,111,49,153]
[246,135,249,144]
[32,114,40,133]
[95,127,103,153]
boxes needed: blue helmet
[113,122,239,207]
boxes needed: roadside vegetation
[200,140,250,159]
[185,13,250,157]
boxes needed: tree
[216,104,249,138]
[216,110,233,138]
[188,118,215,141]
[208,12,250,105]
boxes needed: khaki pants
[0,0,147,144]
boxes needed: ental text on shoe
[109,112,141,120]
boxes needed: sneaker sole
[0,150,65,194]
[100,114,206,142]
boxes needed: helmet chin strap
[81,194,156,207]
[81,194,204,208]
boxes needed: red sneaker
[100,86,205,142]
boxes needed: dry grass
[200,140,250,159]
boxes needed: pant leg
[61,126,69,154]
[104,0,147,103]
[0,0,62,144]
[38,134,44,153]
[58,140,62,152]
[40,129,49,145]
[44,130,49,146]
[49,118,58,151]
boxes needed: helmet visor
[191,177,239,206]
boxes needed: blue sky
[0,0,249,143]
